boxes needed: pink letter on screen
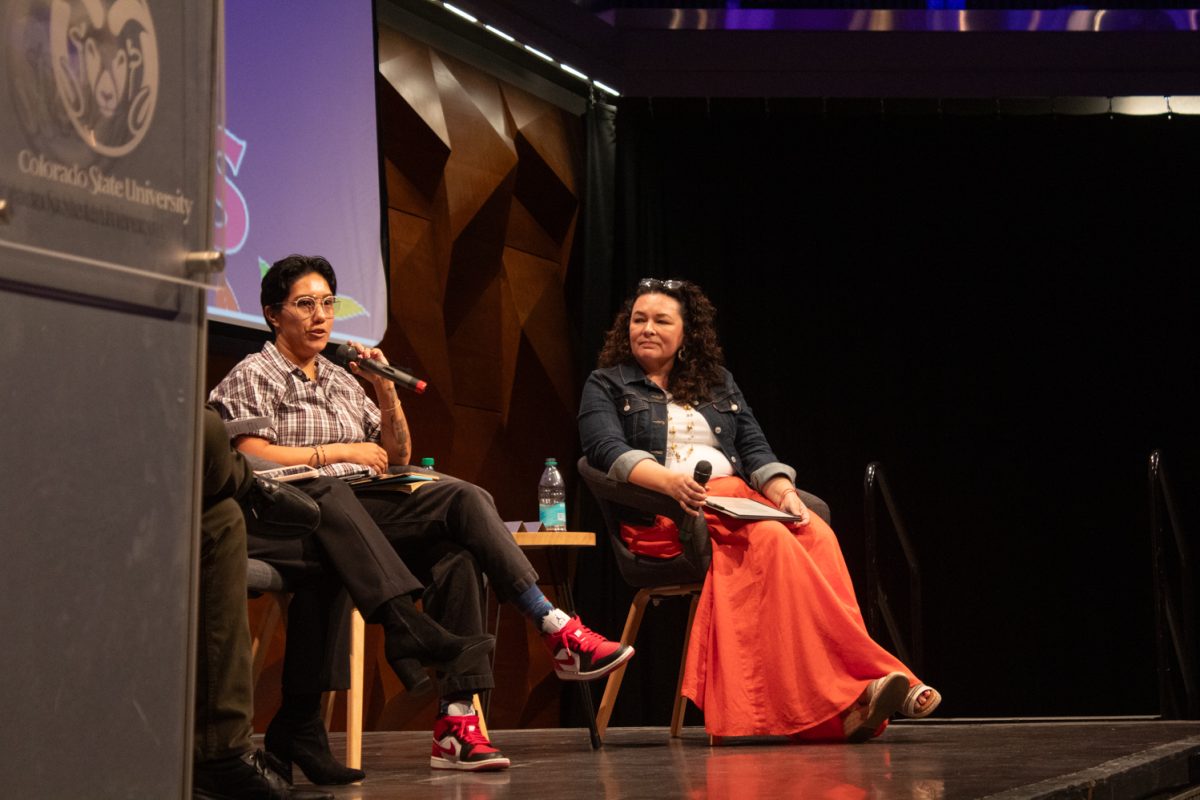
[216,128,249,254]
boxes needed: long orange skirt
[621,475,920,739]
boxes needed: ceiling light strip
[435,1,620,96]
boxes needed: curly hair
[597,280,725,404]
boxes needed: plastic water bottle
[418,457,435,472]
[538,458,567,531]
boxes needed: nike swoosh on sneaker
[432,738,462,759]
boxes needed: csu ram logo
[49,0,158,157]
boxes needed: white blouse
[665,399,734,477]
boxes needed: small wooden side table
[486,530,601,748]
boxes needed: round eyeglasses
[278,295,338,317]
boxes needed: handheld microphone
[679,460,712,542]
[334,343,428,394]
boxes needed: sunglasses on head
[638,278,685,291]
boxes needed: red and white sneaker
[542,616,634,681]
[430,713,511,771]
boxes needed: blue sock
[513,584,554,623]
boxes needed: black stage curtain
[568,97,1200,722]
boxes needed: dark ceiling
[567,1,1199,10]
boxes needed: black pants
[357,475,540,695]
[250,474,538,697]
[196,408,255,763]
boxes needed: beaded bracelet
[311,444,328,468]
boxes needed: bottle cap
[420,457,435,467]
[544,458,557,466]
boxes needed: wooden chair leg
[472,694,488,738]
[321,691,336,730]
[595,589,651,738]
[669,592,701,738]
[251,593,288,681]
[247,591,365,775]
[346,608,365,770]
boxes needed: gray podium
[0,1,221,795]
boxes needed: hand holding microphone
[334,343,427,394]
[678,460,712,542]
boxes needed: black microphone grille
[333,343,357,367]
[694,460,712,483]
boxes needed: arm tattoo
[390,413,411,462]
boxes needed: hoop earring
[676,346,687,363]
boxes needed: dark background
[568,98,1200,724]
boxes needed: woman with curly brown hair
[579,278,941,742]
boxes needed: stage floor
[290,719,1200,799]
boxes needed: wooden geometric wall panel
[249,24,587,739]
[361,25,584,731]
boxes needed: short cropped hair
[259,254,338,333]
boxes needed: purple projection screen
[209,0,387,345]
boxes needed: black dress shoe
[242,477,320,539]
[193,749,333,799]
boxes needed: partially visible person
[195,405,332,800]
[579,278,941,742]
[210,255,633,771]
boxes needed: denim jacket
[578,362,796,491]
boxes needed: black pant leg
[417,542,494,695]
[356,476,538,602]
[247,532,354,694]
[302,477,423,616]
[356,478,530,696]
[195,498,254,763]
[281,580,354,693]
[247,477,425,694]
